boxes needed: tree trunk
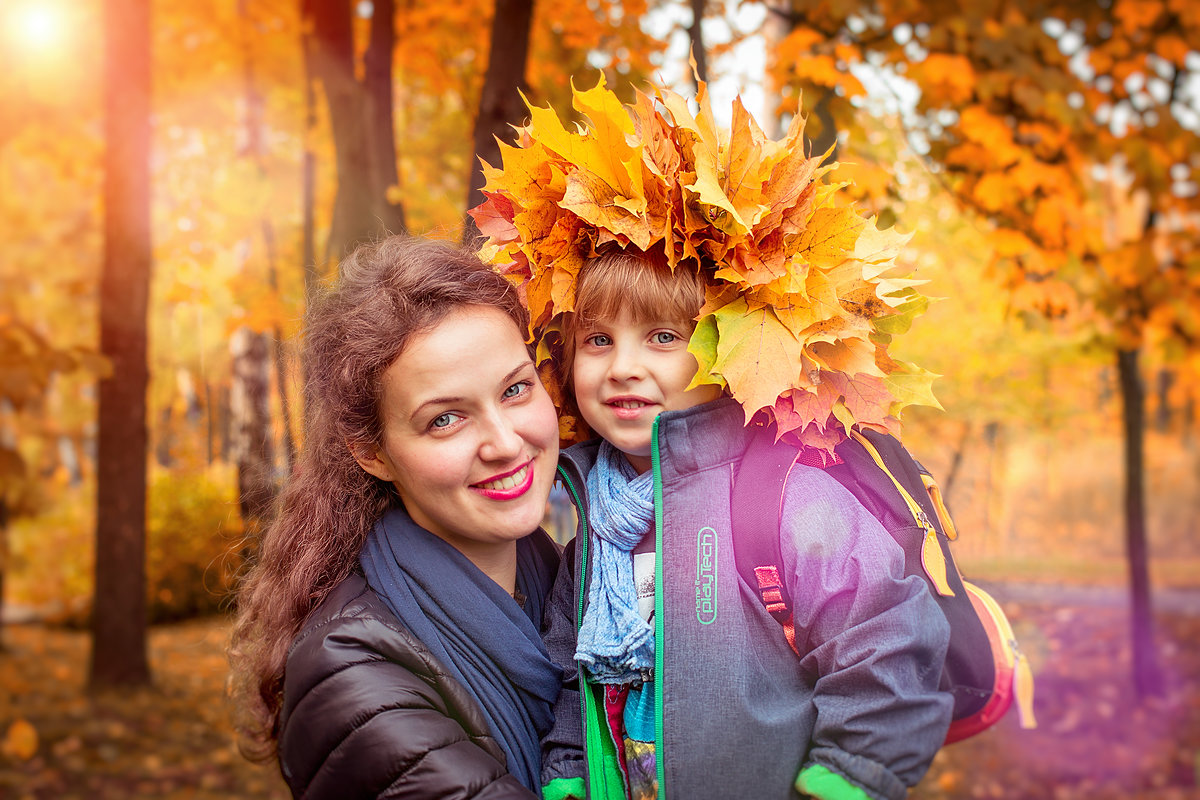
[307,0,404,262]
[204,377,214,465]
[261,220,297,470]
[1184,391,1195,447]
[940,419,971,501]
[308,0,372,260]
[301,17,320,304]
[1117,347,1165,698]
[363,0,405,236]
[230,328,275,531]
[463,0,535,243]
[689,0,708,89]
[0,495,8,652]
[1155,367,1173,433]
[811,89,839,162]
[231,1,288,526]
[91,0,152,689]
[155,405,173,467]
[217,383,232,463]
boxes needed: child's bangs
[573,253,705,330]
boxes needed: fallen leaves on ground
[0,617,288,800]
[919,601,1200,799]
[0,600,1197,798]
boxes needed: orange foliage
[474,78,938,448]
[770,0,1200,351]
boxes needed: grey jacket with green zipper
[540,398,952,800]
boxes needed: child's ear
[349,441,396,484]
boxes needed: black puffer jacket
[277,572,538,800]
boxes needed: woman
[228,236,563,799]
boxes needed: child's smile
[572,309,723,473]
[608,395,655,419]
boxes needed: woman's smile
[356,305,560,563]
[472,460,536,498]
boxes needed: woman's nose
[479,411,524,461]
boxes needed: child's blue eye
[588,334,612,347]
[652,331,678,344]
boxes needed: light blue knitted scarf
[575,441,656,684]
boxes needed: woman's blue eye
[503,382,528,399]
[431,413,456,429]
[653,331,677,344]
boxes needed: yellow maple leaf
[523,83,645,217]
[684,314,726,392]
[885,360,944,414]
[560,169,654,250]
[682,140,750,236]
[485,138,559,201]
[853,218,911,267]
[795,206,865,264]
[524,262,557,332]
[659,86,720,159]
[712,298,806,418]
[808,337,885,377]
[722,99,771,227]
[2,718,38,761]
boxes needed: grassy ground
[1,596,1197,799]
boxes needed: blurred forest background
[1,0,1199,797]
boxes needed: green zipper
[651,417,667,796]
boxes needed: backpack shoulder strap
[731,422,802,654]
[850,429,956,597]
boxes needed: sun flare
[10,4,62,54]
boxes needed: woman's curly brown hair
[227,235,527,760]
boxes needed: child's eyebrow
[573,319,607,333]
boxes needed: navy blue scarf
[358,507,562,791]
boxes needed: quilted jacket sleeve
[278,576,538,800]
[780,467,953,800]
[539,537,587,787]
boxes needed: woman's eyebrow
[408,362,531,421]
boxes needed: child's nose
[608,343,646,381]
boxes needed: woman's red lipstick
[471,460,535,500]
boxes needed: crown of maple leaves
[469,76,940,450]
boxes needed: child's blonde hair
[561,249,708,392]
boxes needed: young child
[471,79,953,800]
